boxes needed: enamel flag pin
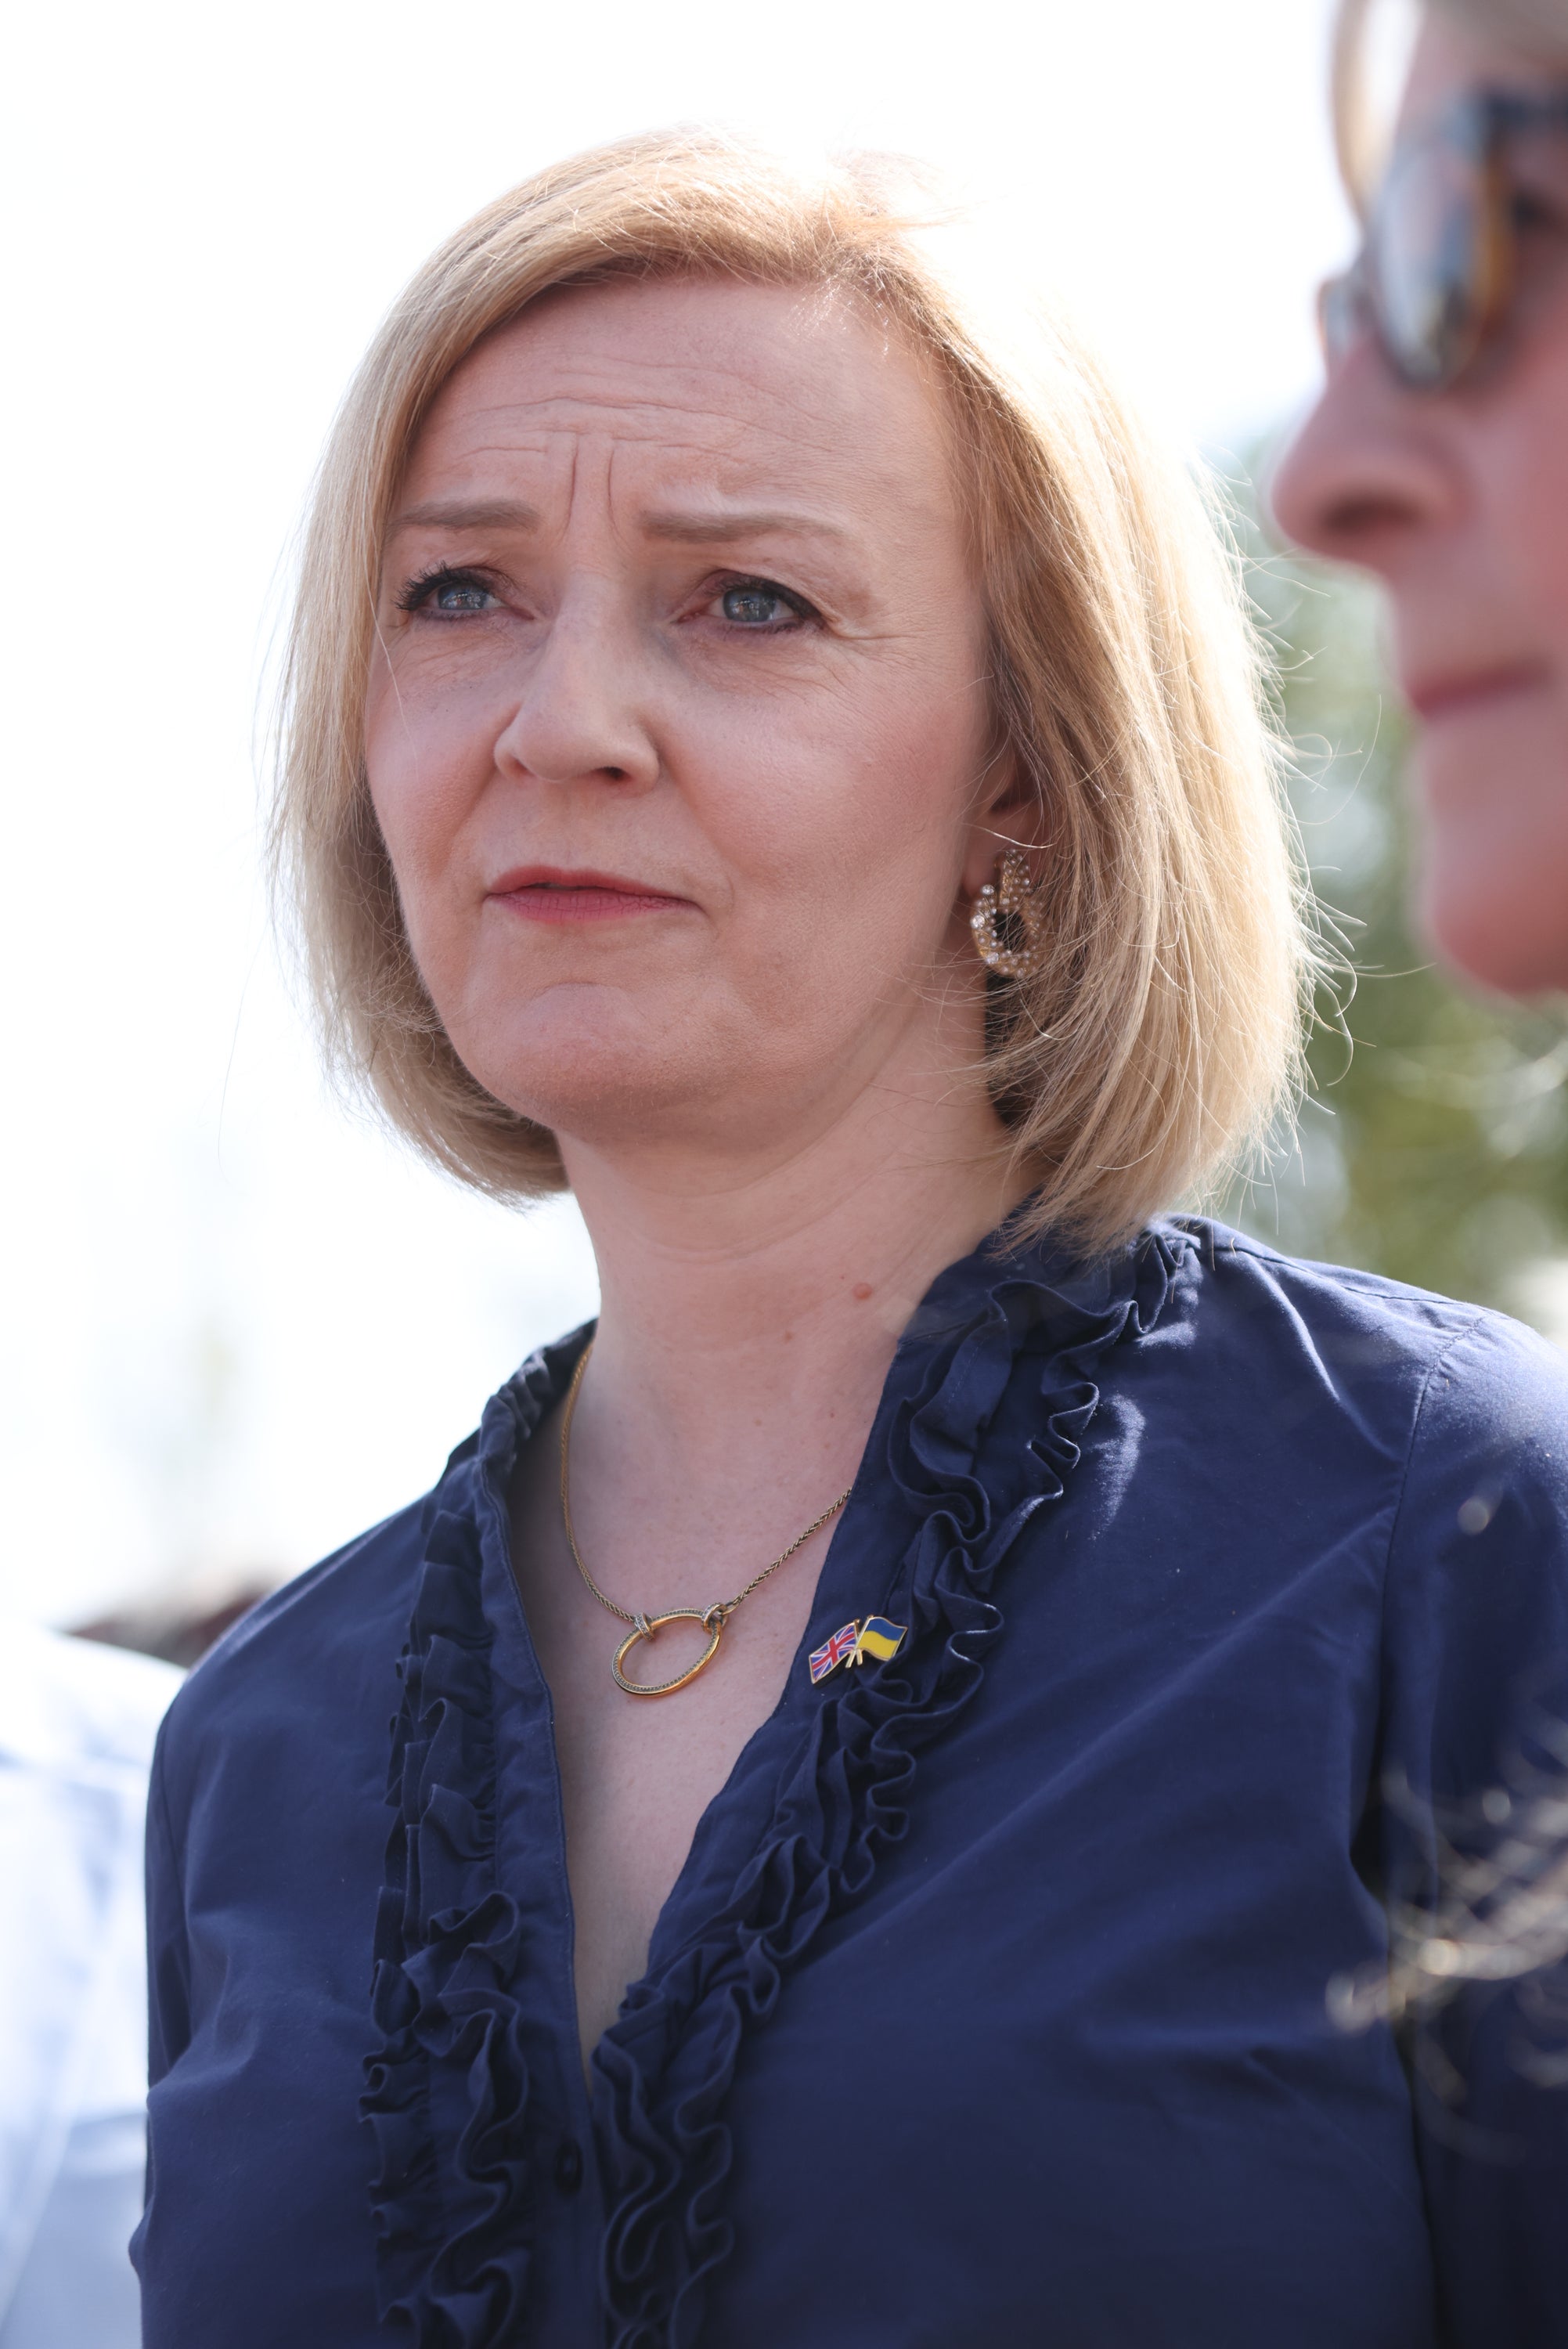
[809,1615,907,1686]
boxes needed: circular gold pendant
[611,1606,728,1698]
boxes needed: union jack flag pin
[809,1615,907,1685]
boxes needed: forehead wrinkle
[449,278,956,479]
[587,436,853,566]
[399,421,949,574]
[442,387,850,474]
[404,327,961,572]
[445,413,935,535]
[444,327,914,458]
[550,321,956,485]
[493,336,828,409]
[416,414,878,534]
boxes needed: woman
[1273,0,1568,997]
[1272,0,1568,2109]
[135,135,1568,2347]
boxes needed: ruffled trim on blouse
[594,1225,1186,2348]
[362,1225,1185,2348]
[362,1347,568,2347]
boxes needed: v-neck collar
[362,1214,1188,2347]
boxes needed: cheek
[362,662,503,922]
[1487,349,1568,650]
[709,659,987,954]
[1407,353,1568,994]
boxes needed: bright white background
[0,0,1352,1623]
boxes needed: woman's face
[1271,15,1568,995]
[366,276,1005,1166]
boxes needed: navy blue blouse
[135,1218,1568,2347]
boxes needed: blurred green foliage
[1224,477,1568,1326]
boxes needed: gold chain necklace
[558,1340,853,1698]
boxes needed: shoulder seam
[1173,1216,1515,1326]
[1379,1306,1492,1644]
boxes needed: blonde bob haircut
[274,130,1309,1255]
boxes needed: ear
[959,746,1041,900]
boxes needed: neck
[557,1045,1029,1516]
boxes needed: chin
[1412,724,1568,997]
[449,989,760,1149]
[1419,857,1568,998]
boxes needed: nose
[492,590,661,793]
[1268,342,1460,579]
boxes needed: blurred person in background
[135,132,1568,2349]
[1274,0,1568,996]
[1272,0,1568,2248]
[0,1622,178,2347]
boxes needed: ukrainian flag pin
[808,1615,907,1685]
[851,1617,907,1667]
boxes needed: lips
[1405,663,1552,723]
[486,865,694,922]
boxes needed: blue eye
[433,579,495,614]
[397,566,499,618]
[718,580,807,627]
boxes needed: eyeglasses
[1319,85,1568,392]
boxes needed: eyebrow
[640,508,849,547]
[389,497,542,533]
[387,497,848,545]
